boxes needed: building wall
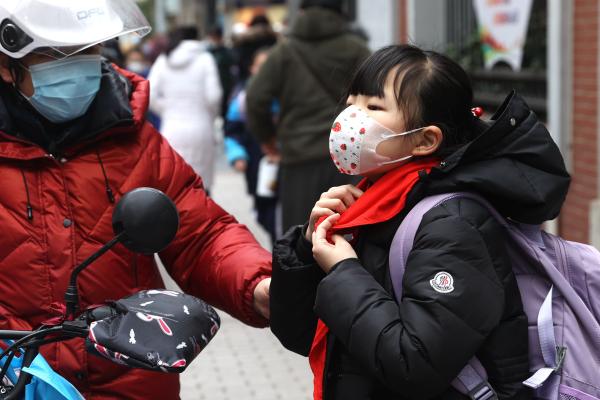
[562,0,599,244]
[406,0,446,51]
[356,0,397,50]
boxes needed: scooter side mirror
[112,187,179,254]
[66,187,180,319]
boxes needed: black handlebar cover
[86,290,220,372]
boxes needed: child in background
[270,44,570,399]
[224,48,279,244]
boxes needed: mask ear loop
[379,153,414,166]
[8,59,33,101]
[377,126,426,166]
[380,126,425,139]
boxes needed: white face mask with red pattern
[329,105,424,175]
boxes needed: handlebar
[0,331,35,340]
[0,305,117,400]
[0,289,220,399]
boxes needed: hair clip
[471,107,483,118]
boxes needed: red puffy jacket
[0,67,271,399]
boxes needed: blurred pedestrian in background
[232,14,278,85]
[125,48,151,76]
[225,47,279,244]
[207,25,236,119]
[246,0,370,233]
[142,34,169,65]
[125,47,161,129]
[148,26,222,193]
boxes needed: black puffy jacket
[270,92,571,400]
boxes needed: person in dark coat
[231,14,278,84]
[245,0,370,233]
[224,48,279,243]
[270,45,571,399]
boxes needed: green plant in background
[446,30,484,71]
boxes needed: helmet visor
[5,0,151,59]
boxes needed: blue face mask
[21,55,102,124]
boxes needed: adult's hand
[312,213,357,273]
[305,185,363,242]
[253,277,271,319]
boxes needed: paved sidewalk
[161,158,312,400]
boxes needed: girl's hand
[305,185,364,242]
[312,213,358,273]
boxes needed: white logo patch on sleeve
[430,271,455,293]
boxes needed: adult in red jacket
[0,1,271,399]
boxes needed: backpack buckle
[468,381,498,400]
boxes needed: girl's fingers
[321,212,341,229]
[308,207,335,230]
[345,185,364,198]
[307,207,336,242]
[330,234,348,246]
[315,198,347,213]
[322,185,364,208]
[314,207,336,218]
[313,213,340,242]
[327,187,355,208]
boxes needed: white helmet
[0,0,151,59]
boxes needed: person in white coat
[148,26,223,191]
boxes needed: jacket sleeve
[314,199,507,398]
[270,225,324,356]
[153,130,271,328]
[245,45,283,144]
[224,136,248,165]
[223,95,246,145]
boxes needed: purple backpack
[389,192,600,400]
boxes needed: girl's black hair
[347,44,484,158]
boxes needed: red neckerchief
[308,158,439,400]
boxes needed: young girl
[270,44,570,399]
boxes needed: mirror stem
[65,232,125,319]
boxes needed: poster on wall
[473,0,534,71]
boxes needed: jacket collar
[0,62,148,160]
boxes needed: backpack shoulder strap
[388,192,496,300]
[389,192,498,400]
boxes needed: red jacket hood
[112,64,150,129]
